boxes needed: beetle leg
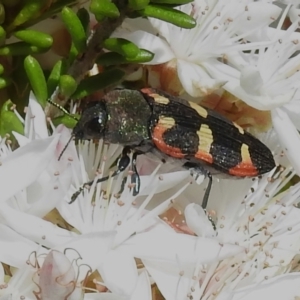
[182,162,212,210]
[183,162,215,229]
[131,151,144,196]
[117,150,143,196]
[70,146,131,204]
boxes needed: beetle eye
[85,112,106,135]
[73,102,107,140]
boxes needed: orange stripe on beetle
[229,144,258,176]
[195,150,213,164]
[152,117,185,159]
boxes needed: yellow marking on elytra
[190,102,208,118]
[234,123,244,134]
[197,124,213,153]
[241,144,251,162]
[158,116,175,128]
[152,94,170,105]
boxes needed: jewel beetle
[66,88,276,206]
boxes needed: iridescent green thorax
[103,89,152,145]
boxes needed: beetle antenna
[47,99,79,121]
[58,134,74,161]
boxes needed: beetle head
[73,101,108,140]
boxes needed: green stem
[45,0,129,118]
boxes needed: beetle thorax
[103,90,152,145]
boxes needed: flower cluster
[1,1,300,300]
[114,0,300,175]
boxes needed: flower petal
[39,250,78,300]
[84,293,125,300]
[0,136,59,202]
[282,97,300,130]
[185,203,216,237]
[55,231,116,275]
[271,107,300,175]
[12,131,30,147]
[177,60,226,97]
[98,249,138,296]
[139,171,190,196]
[0,203,75,248]
[24,92,48,139]
[123,223,243,262]
[240,66,264,95]
[234,2,282,41]
[131,270,151,300]
[0,224,37,267]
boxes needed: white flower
[217,273,300,300]
[114,1,300,179]
[216,16,300,110]
[0,262,37,300]
[0,97,195,298]
[203,5,300,176]
[140,162,300,300]
[5,93,78,217]
[115,0,281,97]
[2,90,300,299]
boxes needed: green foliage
[52,114,79,129]
[0,100,24,137]
[97,49,154,65]
[103,38,140,58]
[14,29,53,48]
[90,0,120,19]
[59,75,77,98]
[24,55,48,107]
[61,7,87,53]
[137,4,196,28]
[0,0,196,135]
[72,68,125,99]
[128,0,150,10]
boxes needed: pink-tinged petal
[98,249,138,296]
[116,31,174,64]
[217,273,300,300]
[55,232,116,274]
[272,107,300,175]
[131,270,151,300]
[185,204,216,238]
[0,136,59,202]
[0,203,75,248]
[39,250,79,300]
[24,92,48,139]
[177,60,226,97]
[0,224,37,268]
